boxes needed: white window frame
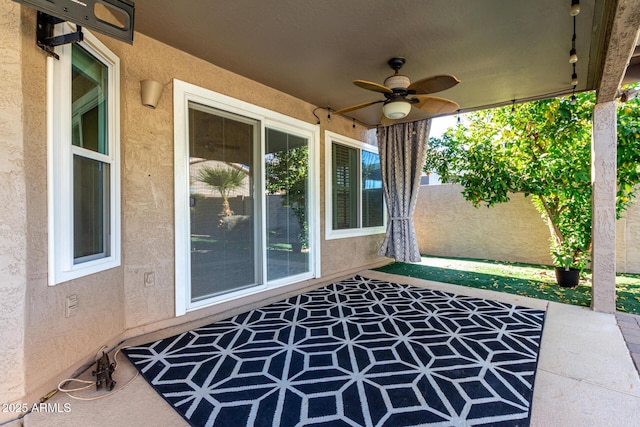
[47,25,121,285]
[174,79,320,316]
[325,131,386,240]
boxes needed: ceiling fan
[335,57,461,125]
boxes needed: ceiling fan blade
[335,99,384,114]
[353,80,393,94]
[408,75,460,94]
[412,95,460,116]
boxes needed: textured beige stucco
[591,102,618,313]
[320,121,386,275]
[102,30,386,331]
[18,8,126,403]
[0,4,387,412]
[0,0,26,403]
[618,200,640,273]
[416,183,640,274]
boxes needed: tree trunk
[537,196,563,248]
[221,197,234,216]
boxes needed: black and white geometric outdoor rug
[124,276,545,427]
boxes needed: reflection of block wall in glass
[265,195,301,244]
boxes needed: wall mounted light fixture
[140,80,164,109]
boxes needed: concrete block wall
[415,184,640,274]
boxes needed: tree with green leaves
[425,91,640,272]
[198,166,246,216]
[265,146,309,248]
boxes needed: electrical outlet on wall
[144,272,155,287]
[65,294,78,318]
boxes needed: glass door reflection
[265,128,310,281]
[188,103,259,301]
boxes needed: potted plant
[551,247,588,288]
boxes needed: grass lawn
[374,255,640,315]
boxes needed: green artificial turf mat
[374,256,640,315]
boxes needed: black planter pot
[555,267,580,288]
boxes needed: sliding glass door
[188,103,260,301]
[175,80,318,314]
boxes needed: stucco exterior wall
[416,183,640,273]
[0,0,26,403]
[0,3,387,411]
[19,8,126,402]
[616,195,640,273]
[102,27,385,333]
[320,119,385,276]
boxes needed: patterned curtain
[377,119,431,262]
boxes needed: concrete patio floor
[16,271,640,427]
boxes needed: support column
[591,101,617,313]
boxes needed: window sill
[325,226,386,240]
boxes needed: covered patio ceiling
[133,0,639,126]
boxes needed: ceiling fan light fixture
[383,99,412,119]
[337,58,459,124]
